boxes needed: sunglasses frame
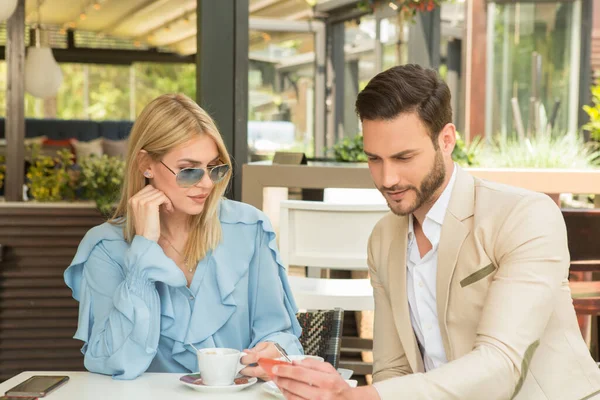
[159,161,230,187]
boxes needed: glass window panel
[248,30,315,159]
[488,1,579,138]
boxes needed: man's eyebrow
[364,149,418,158]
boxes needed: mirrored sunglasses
[160,161,230,187]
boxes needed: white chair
[323,188,386,205]
[279,200,389,311]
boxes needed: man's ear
[438,123,456,155]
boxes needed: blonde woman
[64,94,303,380]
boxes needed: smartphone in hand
[257,358,293,379]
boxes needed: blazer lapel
[387,216,425,373]
[436,166,475,361]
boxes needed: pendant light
[24,0,63,99]
[0,0,18,23]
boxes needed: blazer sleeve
[368,229,414,382]
[373,194,570,400]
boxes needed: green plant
[358,0,445,15]
[452,132,482,167]
[480,132,600,169]
[332,132,483,165]
[78,154,125,215]
[583,84,600,141]
[0,154,5,190]
[332,135,368,162]
[26,149,78,202]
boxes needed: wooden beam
[0,46,195,65]
[101,0,167,34]
[164,32,196,48]
[314,0,359,13]
[25,0,47,23]
[5,0,25,202]
[464,0,486,141]
[250,0,284,14]
[285,9,314,20]
[135,7,196,39]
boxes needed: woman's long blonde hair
[110,94,232,265]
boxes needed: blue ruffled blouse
[64,199,303,380]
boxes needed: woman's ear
[137,149,153,178]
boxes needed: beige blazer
[368,166,600,400]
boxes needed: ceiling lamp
[24,1,63,98]
[25,47,63,98]
[0,0,18,23]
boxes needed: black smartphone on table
[0,397,38,400]
[5,375,69,397]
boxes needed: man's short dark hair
[355,64,452,146]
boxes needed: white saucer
[261,381,286,399]
[277,355,324,362]
[180,373,257,393]
[261,379,357,398]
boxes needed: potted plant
[331,132,480,167]
[582,83,600,142]
[26,148,78,202]
[78,154,125,216]
[479,132,599,169]
[332,135,368,163]
[0,154,5,195]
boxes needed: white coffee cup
[196,348,248,386]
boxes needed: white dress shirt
[406,164,457,371]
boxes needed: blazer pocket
[460,263,496,288]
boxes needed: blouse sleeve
[65,234,187,379]
[247,225,303,355]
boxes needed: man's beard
[381,150,446,217]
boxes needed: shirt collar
[407,163,457,237]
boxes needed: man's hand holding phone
[270,358,379,400]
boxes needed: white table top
[0,372,272,399]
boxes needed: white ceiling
[25,0,317,55]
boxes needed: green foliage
[583,84,600,141]
[0,154,5,190]
[358,0,446,15]
[24,148,125,212]
[0,62,196,120]
[480,133,600,169]
[332,132,482,166]
[78,155,125,215]
[452,132,482,167]
[134,63,196,115]
[332,135,368,162]
[26,149,78,202]
[329,130,595,170]
[490,3,573,136]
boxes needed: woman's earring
[144,171,152,178]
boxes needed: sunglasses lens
[209,165,230,183]
[176,168,205,187]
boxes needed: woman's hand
[128,185,174,242]
[240,342,282,381]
